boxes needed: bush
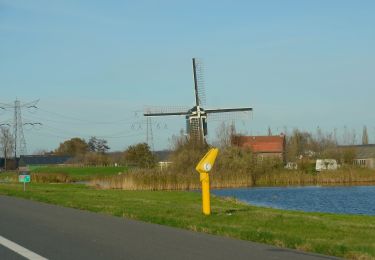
[124,143,156,168]
[168,135,208,174]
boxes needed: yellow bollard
[196,148,219,216]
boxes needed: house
[339,144,375,169]
[232,134,286,162]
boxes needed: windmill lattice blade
[194,58,206,106]
[206,109,252,122]
[143,106,190,116]
[205,107,252,113]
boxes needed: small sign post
[18,174,31,191]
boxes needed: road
[0,196,340,260]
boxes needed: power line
[37,108,139,125]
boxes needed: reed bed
[0,172,71,183]
[89,167,375,191]
[89,169,254,190]
[31,173,71,183]
[257,168,375,186]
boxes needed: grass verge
[0,183,374,259]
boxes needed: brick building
[232,134,286,162]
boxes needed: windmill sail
[192,58,206,107]
[206,108,252,122]
[205,107,252,113]
[144,106,190,116]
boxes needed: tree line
[0,124,372,169]
[51,137,156,167]
[284,126,370,164]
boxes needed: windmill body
[144,58,252,143]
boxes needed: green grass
[31,166,128,181]
[0,183,374,259]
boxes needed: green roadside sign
[19,175,31,183]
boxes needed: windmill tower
[144,58,253,143]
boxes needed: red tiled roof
[232,135,285,153]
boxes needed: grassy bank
[0,183,374,259]
[89,167,375,190]
[32,166,128,181]
[0,166,129,183]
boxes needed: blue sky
[0,0,374,153]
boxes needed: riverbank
[0,183,374,259]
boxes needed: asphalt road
[0,196,340,260]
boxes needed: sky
[0,0,374,153]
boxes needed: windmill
[144,58,253,143]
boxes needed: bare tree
[267,126,272,136]
[215,122,236,148]
[362,125,369,145]
[350,128,357,145]
[0,127,14,170]
[343,126,350,145]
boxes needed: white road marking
[0,235,48,260]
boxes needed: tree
[81,152,111,166]
[215,122,236,148]
[55,138,88,156]
[88,136,98,152]
[313,127,336,155]
[0,127,14,169]
[342,147,356,164]
[285,129,313,161]
[267,126,272,136]
[362,126,369,145]
[350,128,357,145]
[88,136,110,154]
[124,143,156,168]
[96,139,110,153]
[168,132,209,174]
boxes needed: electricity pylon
[0,99,41,159]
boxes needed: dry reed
[31,173,71,183]
[89,167,375,191]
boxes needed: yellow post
[200,172,210,215]
[196,148,219,216]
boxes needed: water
[212,185,375,215]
